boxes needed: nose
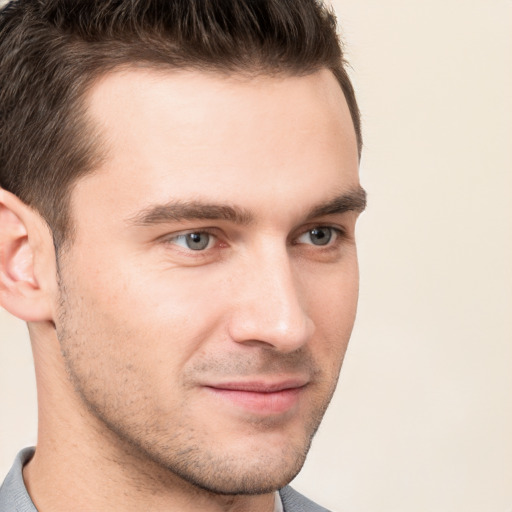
[227,244,315,353]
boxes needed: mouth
[203,378,308,415]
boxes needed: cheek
[302,258,359,361]
[57,262,236,418]
[56,278,191,421]
[305,256,359,325]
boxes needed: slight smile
[204,379,309,415]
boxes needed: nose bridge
[228,240,314,351]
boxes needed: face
[54,68,363,494]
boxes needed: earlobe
[0,189,54,322]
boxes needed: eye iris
[310,227,332,246]
[186,233,210,250]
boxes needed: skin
[0,68,364,512]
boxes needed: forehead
[75,67,359,223]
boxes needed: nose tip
[227,260,315,353]
[228,301,315,353]
[262,314,315,352]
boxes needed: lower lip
[205,387,303,415]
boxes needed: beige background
[1,1,511,511]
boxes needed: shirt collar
[274,491,284,512]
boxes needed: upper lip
[204,378,309,393]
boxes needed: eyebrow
[306,185,367,219]
[127,186,367,227]
[128,201,253,226]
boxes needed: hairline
[56,62,360,254]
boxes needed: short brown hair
[0,0,362,247]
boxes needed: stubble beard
[55,277,342,496]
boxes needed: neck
[23,444,276,512]
[24,325,276,512]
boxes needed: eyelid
[162,228,220,247]
[158,223,349,252]
[292,224,347,245]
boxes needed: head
[0,0,365,499]
[0,0,362,249]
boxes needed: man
[0,0,366,510]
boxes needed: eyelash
[163,225,347,254]
[293,226,346,248]
[165,229,221,252]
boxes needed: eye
[296,226,337,246]
[169,232,215,251]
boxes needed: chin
[172,424,317,495]
[133,427,314,496]
[164,450,309,496]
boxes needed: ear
[0,188,55,322]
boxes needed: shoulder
[279,485,331,512]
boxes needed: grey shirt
[0,448,36,512]
[0,448,330,512]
